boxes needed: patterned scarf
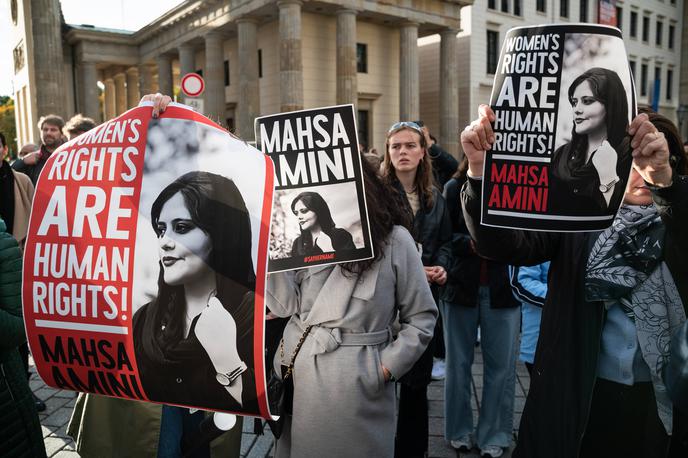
[585,204,686,433]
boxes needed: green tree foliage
[0,96,17,159]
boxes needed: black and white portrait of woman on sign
[133,171,258,412]
[290,191,356,257]
[550,66,633,216]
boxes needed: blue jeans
[440,286,520,449]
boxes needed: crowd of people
[0,89,687,458]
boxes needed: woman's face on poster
[387,129,425,173]
[293,199,318,231]
[570,80,607,137]
[156,192,213,286]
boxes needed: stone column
[204,32,226,123]
[31,0,66,119]
[139,64,155,95]
[80,61,100,121]
[114,72,127,115]
[104,77,116,121]
[278,0,303,112]
[336,9,358,107]
[178,44,195,77]
[237,18,260,140]
[157,55,173,96]
[439,29,460,157]
[126,67,140,108]
[399,22,419,121]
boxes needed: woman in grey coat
[266,160,438,458]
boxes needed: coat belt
[293,319,392,356]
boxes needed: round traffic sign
[181,73,205,97]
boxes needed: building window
[487,30,499,74]
[501,0,509,13]
[616,7,622,30]
[642,15,649,42]
[195,68,203,78]
[536,0,546,13]
[630,11,638,37]
[629,60,636,78]
[580,0,588,22]
[640,63,648,96]
[666,69,673,100]
[358,110,369,149]
[668,24,675,49]
[656,20,663,46]
[258,49,262,78]
[560,0,569,18]
[224,60,230,86]
[356,43,367,73]
[488,0,496,9]
[653,66,661,101]
[514,0,522,16]
[13,42,25,73]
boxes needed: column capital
[125,66,139,76]
[277,0,303,8]
[440,27,460,37]
[400,21,420,28]
[204,30,227,41]
[236,15,259,24]
[336,7,359,16]
[178,43,195,52]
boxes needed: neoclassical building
[9,0,471,155]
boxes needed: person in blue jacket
[509,263,549,376]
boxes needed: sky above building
[0,0,184,96]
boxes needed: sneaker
[33,393,46,412]
[431,358,445,380]
[480,445,504,458]
[450,435,473,452]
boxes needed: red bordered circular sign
[181,73,205,97]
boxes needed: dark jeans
[395,383,428,458]
[158,405,209,458]
[579,378,669,458]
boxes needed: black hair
[141,171,255,367]
[568,67,629,151]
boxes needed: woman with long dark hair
[290,191,355,256]
[133,171,256,412]
[550,67,632,215]
[266,158,438,457]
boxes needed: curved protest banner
[22,102,274,419]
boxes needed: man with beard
[12,114,64,184]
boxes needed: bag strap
[280,324,313,380]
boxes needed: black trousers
[394,383,428,458]
[579,378,669,458]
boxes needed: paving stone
[245,433,274,458]
[41,424,60,439]
[428,435,456,458]
[42,396,71,416]
[429,400,444,417]
[44,436,70,457]
[52,451,80,458]
[54,390,78,399]
[43,407,74,427]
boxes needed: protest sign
[482,24,636,231]
[255,104,373,272]
[23,102,274,418]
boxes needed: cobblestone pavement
[33,348,531,458]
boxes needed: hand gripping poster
[482,24,637,231]
[255,105,373,272]
[22,102,275,419]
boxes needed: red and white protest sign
[23,103,274,418]
[181,73,205,98]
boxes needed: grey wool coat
[267,226,438,458]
